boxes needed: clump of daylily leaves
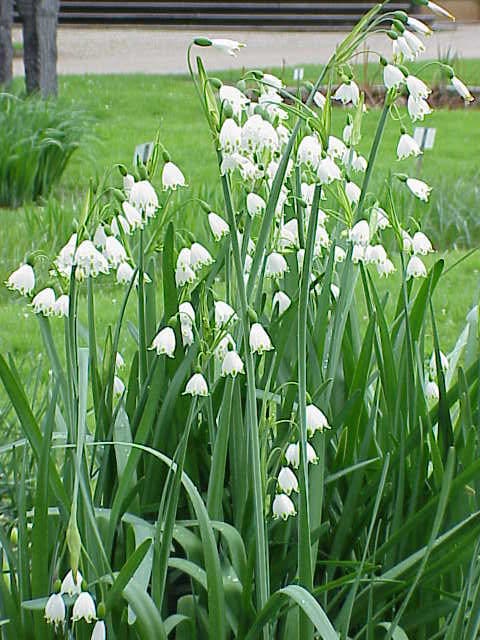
[3,0,473,636]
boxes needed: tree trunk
[17,0,59,97]
[0,0,13,85]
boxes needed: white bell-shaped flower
[117,262,134,285]
[372,205,390,230]
[123,173,135,195]
[412,232,433,255]
[313,91,326,109]
[342,123,353,145]
[395,36,415,61]
[352,244,365,264]
[407,95,432,121]
[317,156,342,184]
[55,234,77,278]
[208,212,229,240]
[150,327,176,357]
[272,291,291,316]
[72,591,97,623]
[45,593,66,627]
[6,264,35,295]
[91,620,106,640]
[285,442,318,468]
[451,76,474,102]
[111,215,131,237]
[32,288,56,316]
[54,294,69,318]
[122,201,144,230]
[190,242,214,271]
[265,252,289,278]
[297,135,322,170]
[129,180,158,218]
[104,236,127,268]
[353,154,367,172]
[429,350,449,376]
[403,30,425,57]
[383,63,405,89]
[93,225,108,248]
[406,255,427,279]
[249,323,274,355]
[349,220,370,246]
[364,244,387,265]
[113,376,125,397]
[334,247,346,263]
[61,569,83,597]
[407,16,433,35]
[345,181,361,206]
[184,373,209,396]
[327,135,347,160]
[219,118,242,153]
[214,333,236,360]
[215,301,237,328]
[425,380,440,401]
[246,192,266,217]
[219,85,249,117]
[179,301,195,326]
[210,38,245,57]
[333,80,360,106]
[397,133,422,160]
[277,467,299,495]
[402,230,414,252]
[181,324,194,347]
[221,350,244,377]
[377,259,395,277]
[406,177,431,202]
[306,404,330,436]
[272,493,296,520]
[406,75,431,100]
[162,162,186,190]
[279,219,299,250]
[314,225,330,256]
[75,240,109,279]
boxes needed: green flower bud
[97,602,106,619]
[248,307,258,323]
[236,79,246,92]
[198,199,211,213]
[379,56,388,67]
[251,69,264,79]
[222,102,233,119]
[118,164,128,177]
[194,37,212,47]
[393,10,408,22]
[10,526,18,546]
[210,77,222,89]
[387,30,399,40]
[111,187,125,203]
[392,19,405,33]
[53,579,62,594]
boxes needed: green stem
[355,99,390,221]
[218,155,270,619]
[297,183,322,640]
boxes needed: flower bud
[210,77,222,89]
[194,37,212,47]
[118,163,128,176]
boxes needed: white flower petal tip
[277,467,299,495]
[72,591,97,623]
[412,232,433,255]
[6,264,35,295]
[210,38,246,57]
[249,323,274,355]
[406,177,432,202]
[272,291,291,316]
[397,133,422,160]
[184,373,209,397]
[215,301,237,328]
[190,242,214,271]
[306,404,331,437]
[406,256,427,279]
[208,212,230,240]
[221,350,245,377]
[45,593,66,627]
[272,493,296,520]
[31,288,56,316]
[150,327,176,357]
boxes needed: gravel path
[12,23,480,76]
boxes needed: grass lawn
[1,61,480,366]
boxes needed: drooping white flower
[451,76,474,102]
[208,212,229,241]
[377,258,396,277]
[6,264,35,296]
[364,244,387,265]
[181,324,194,347]
[219,118,242,153]
[429,350,449,375]
[306,404,330,436]
[61,569,83,597]
[129,180,158,218]
[116,352,125,370]
[426,1,455,21]
[122,201,144,230]
[407,16,433,36]
[342,123,353,145]
[395,36,415,61]
[93,224,108,248]
[45,593,66,627]
[313,91,326,109]
[123,173,135,196]
[175,265,196,287]
[407,76,431,101]
[241,114,265,153]
[184,373,209,396]
[333,80,360,106]
[214,333,236,360]
[272,493,296,520]
[190,243,214,271]
[238,155,262,182]
[277,467,299,495]
[32,288,56,316]
[317,156,342,184]
[72,591,97,623]
[352,244,365,264]
[383,63,405,89]
[249,323,274,355]
[352,154,367,172]
[54,294,69,318]
[256,119,279,153]
[406,255,427,279]
[179,301,195,326]
[425,380,440,401]
[403,30,426,57]
[104,236,127,268]
[407,95,432,121]
[55,233,77,278]
[272,291,291,316]
[412,232,433,255]
[333,246,346,263]
[113,376,125,396]
[349,220,370,246]
[91,620,107,640]
[327,136,348,160]
[276,123,290,147]
[406,177,432,202]
[262,73,283,92]
[314,225,330,255]
[150,327,176,357]
[397,132,422,159]
[297,135,322,170]
[162,162,186,190]
[221,350,244,377]
[247,192,266,217]
[210,38,245,56]
[219,85,249,117]
[116,262,134,285]
[75,240,109,279]
[265,252,289,278]
[371,205,390,230]
[279,219,299,250]
[402,230,413,252]
[285,442,318,468]
[345,181,361,206]
[111,215,131,237]
[215,301,237,328]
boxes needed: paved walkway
[12,23,480,76]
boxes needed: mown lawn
[1,62,479,364]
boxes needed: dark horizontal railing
[15,1,413,28]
